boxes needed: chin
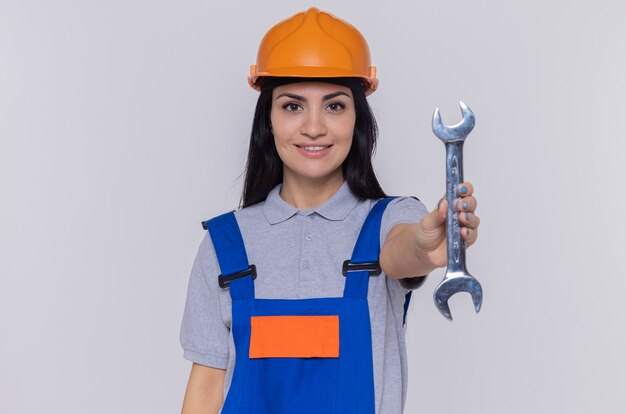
[294,168,343,182]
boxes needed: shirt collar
[263,180,360,224]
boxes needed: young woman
[180,7,480,414]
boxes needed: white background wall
[1,0,624,412]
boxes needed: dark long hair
[239,79,387,208]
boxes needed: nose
[300,110,327,138]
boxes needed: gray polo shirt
[180,180,429,414]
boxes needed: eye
[282,102,302,112]
[327,102,346,112]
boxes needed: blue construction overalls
[203,197,404,413]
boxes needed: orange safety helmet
[248,7,379,95]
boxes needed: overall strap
[204,211,255,301]
[343,197,396,299]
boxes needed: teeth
[302,146,327,151]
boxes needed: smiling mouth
[295,144,333,158]
[296,145,333,151]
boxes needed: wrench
[431,101,483,321]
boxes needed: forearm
[380,223,439,279]
[181,364,225,414]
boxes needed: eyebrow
[275,91,351,101]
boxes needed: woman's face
[270,81,356,185]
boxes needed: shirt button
[303,260,309,269]
[305,232,312,241]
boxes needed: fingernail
[465,212,470,221]
[437,198,443,209]
[466,228,470,236]
[459,185,468,194]
[462,201,469,210]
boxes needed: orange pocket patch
[249,315,340,358]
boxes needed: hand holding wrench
[431,101,483,321]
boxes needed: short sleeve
[179,232,230,369]
[380,196,430,291]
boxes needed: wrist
[412,223,445,272]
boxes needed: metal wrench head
[433,272,483,321]
[432,101,475,143]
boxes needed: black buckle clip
[342,260,381,276]
[218,264,257,288]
